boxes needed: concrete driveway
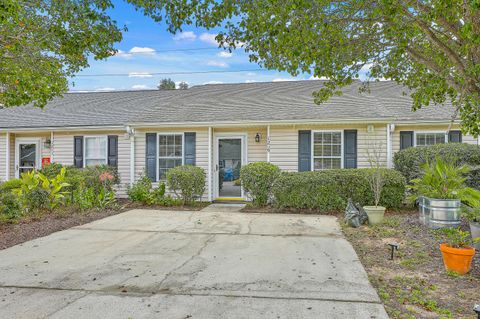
[0,206,388,319]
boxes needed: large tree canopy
[129,0,480,135]
[0,0,122,107]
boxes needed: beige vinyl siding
[392,124,478,155]
[269,124,388,171]
[0,134,6,181]
[134,128,210,200]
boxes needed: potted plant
[409,158,480,228]
[364,143,386,225]
[439,227,478,275]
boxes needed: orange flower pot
[439,243,475,275]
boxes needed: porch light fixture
[44,138,52,149]
[255,133,261,143]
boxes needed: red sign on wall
[42,157,51,168]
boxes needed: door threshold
[214,198,247,204]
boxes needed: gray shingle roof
[0,80,457,129]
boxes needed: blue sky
[70,1,311,92]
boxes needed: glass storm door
[17,142,38,177]
[218,138,242,198]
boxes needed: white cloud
[199,33,218,46]
[272,78,297,82]
[131,84,150,90]
[95,87,116,91]
[114,50,133,59]
[129,47,156,54]
[173,31,197,41]
[217,51,233,58]
[203,81,223,85]
[206,60,229,68]
[128,72,153,78]
[246,72,257,76]
[245,80,257,83]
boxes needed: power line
[119,47,222,54]
[75,69,269,77]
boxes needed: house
[0,80,478,200]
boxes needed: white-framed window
[415,132,447,147]
[158,133,184,180]
[312,131,343,170]
[84,136,108,166]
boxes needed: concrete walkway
[0,207,388,319]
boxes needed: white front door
[214,134,247,200]
[15,139,41,178]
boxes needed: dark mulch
[0,200,210,250]
[342,210,480,319]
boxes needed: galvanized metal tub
[418,197,461,229]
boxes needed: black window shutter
[448,130,462,143]
[184,132,196,166]
[73,136,84,168]
[298,130,311,172]
[344,130,357,169]
[145,133,157,181]
[400,131,414,150]
[107,135,118,167]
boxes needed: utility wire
[75,69,269,77]
[119,47,222,54]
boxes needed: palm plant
[409,158,480,205]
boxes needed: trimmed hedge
[272,169,406,211]
[240,162,280,206]
[166,165,205,204]
[393,143,480,189]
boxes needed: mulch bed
[342,210,480,319]
[0,200,208,250]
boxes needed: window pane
[416,134,426,146]
[331,132,341,144]
[331,158,341,169]
[175,145,182,157]
[175,135,182,145]
[435,133,446,144]
[332,145,342,156]
[426,134,435,145]
[323,132,332,144]
[313,144,322,156]
[314,158,323,170]
[313,131,342,171]
[323,144,332,156]
[85,137,107,165]
[86,159,106,166]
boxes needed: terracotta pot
[363,206,386,225]
[439,243,475,275]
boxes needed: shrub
[240,162,280,206]
[13,169,70,211]
[127,174,167,205]
[166,165,205,204]
[394,143,480,189]
[0,179,23,193]
[272,169,406,211]
[0,192,22,222]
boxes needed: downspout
[208,126,212,201]
[5,132,9,181]
[267,125,271,163]
[50,131,55,163]
[386,123,393,168]
[127,126,135,187]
